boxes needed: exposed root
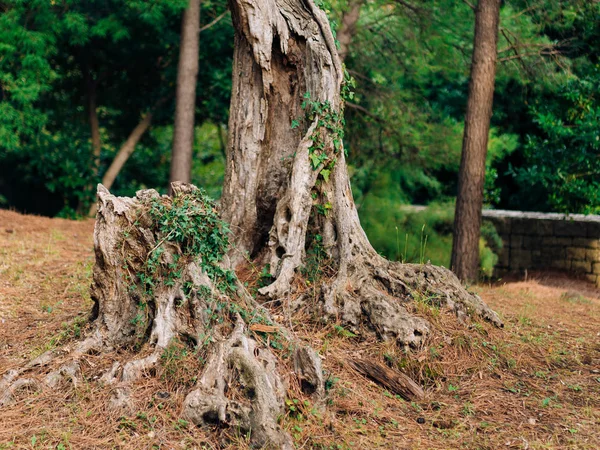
[0,333,104,406]
[1,180,501,448]
[374,261,503,328]
[183,317,293,449]
[0,378,39,406]
[293,345,325,399]
[296,254,503,349]
[1,184,325,448]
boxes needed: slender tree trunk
[77,79,102,215]
[87,112,153,217]
[337,0,363,61]
[89,82,102,176]
[451,0,500,282]
[169,0,201,191]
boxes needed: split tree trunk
[222,0,501,346]
[169,0,202,190]
[451,0,501,282]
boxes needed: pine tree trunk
[451,0,501,282]
[89,81,102,177]
[78,78,102,216]
[169,0,201,190]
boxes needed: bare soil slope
[0,210,598,449]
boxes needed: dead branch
[199,10,228,33]
[349,358,425,401]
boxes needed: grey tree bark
[451,0,501,282]
[221,0,500,341]
[169,0,201,190]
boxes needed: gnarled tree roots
[1,184,322,448]
[1,184,501,448]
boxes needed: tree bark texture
[222,0,501,343]
[337,0,363,61]
[169,0,201,189]
[87,111,153,217]
[3,183,322,447]
[451,0,500,282]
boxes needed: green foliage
[1,0,598,235]
[0,0,232,216]
[144,188,236,293]
[340,0,522,207]
[120,188,239,341]
[0,1,58,151]
[513,68,600,214]
[301,93,345,179]
[333,324,357,339]
[359,199,500,277]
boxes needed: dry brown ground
[0,210,598,450]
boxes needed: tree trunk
[2,182,319,448]
[451,0,500,283]
[87,111,153,217]
[169,0,201,191]
[89,81,102,177]
[221,0,501,338]
[337,0,363,61]
[77,78,102,215]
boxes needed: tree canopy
[0,0,598,243]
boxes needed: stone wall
[482,210,600,286]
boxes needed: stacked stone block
[483,210,600,287]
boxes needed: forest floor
[0,209,598,450]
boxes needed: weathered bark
[451,0,501,282]
[3,183,321,447]
[221,0,344,264]
[222,0,501,349]
[349,358,424,401]
[337,0,363,61]
[88,112,153,217]
[169,0,201,190]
